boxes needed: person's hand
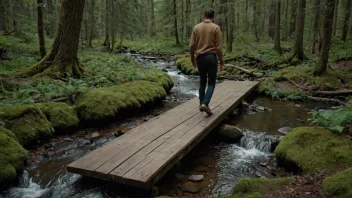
[219,65,224,72]
[192,60,197,69]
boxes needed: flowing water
[3,53,328,198]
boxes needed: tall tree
[227,1,235,52]
[312,0,321,54]
[173,0,180,45]
[341,0,352,42]
[150,0,156,36]
[268,1,276,39]
[314,0,336,76]
[333,0,339,36]
[88,0,95,47]
[288,0,307,62]
[37,0,46,58]
[185,0,191,38]
[289,0,297,38]
[14,0,86,78]
[253,0,260,42]
[103,0,110,50]
[274,0,282,54]
[0,0,8,33]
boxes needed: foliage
[275,127,352,173]
[322,168,352,198]
[310,104,352,133]
[258,79,305,100]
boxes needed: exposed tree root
[312,90,352,96]
[307,96,346,106]
[225,64,265,78]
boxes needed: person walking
[190,8,224,115]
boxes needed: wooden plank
[67,81,231,176]
[122,81,258,188]
[94,81,240,177]
[108,82,245,181]
[67,81,258,189]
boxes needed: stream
[2,53,328,198]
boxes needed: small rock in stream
[188,174,204,182]
[216,124,244,142]
[77,138,91,147]
[64,137,73,142]
[44,143,55,149]
[278,127,293,135]
[295,104,302,108]
[91,132,100,139]
[180,182,200,193]
[44,151,55,159]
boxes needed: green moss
[176,56,199,75]
[0,125,19,143]
[0,105,54,146]
[75,80,167,121]
[322,168,352,198]
[258,79,305,100]
[232,178,290,196]
[0,127,28,186]
[144,72,174,92]
[275,127,352,173]
[36,102,80,130]
[217,192,263,198]
[281,66,352,89]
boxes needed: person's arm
[190,27,197,68]
[215,26,224,71]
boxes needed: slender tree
[314,0,336,76]
[253,0,260,42]
[289,0,297,38]
[312,0,321,54]
[185,0,191,38]
[227,1,235,52]
[37,0,46,58]
[274,0,282,54]
[103,0,110,50]
[14,0,86,78]
[150,0,156,36]
[341,0,352,42]
[88,0,95,47]
[173,0,180,45]
[268,1,276,39]
[333,0,339,36]
[0,0,7,33]
[288,0,307,63]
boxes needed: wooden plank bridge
[67,81,258,189]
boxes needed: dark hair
[204,8,215,19]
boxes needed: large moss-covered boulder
[75,80,167,121]
[37,102,80,130]
[145,72,174,92]
[0,127,28,187]
[275,127,352,173]
[176,56,198,75]
[0,105,54,146]
[322,168,352,198]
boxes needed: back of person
[190,8,224,116]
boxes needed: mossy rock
[230,177,290,197]
[275,127,352,173]
[36,102,80,130]
[0,127,28,187]
[144,72,174,92]
[322,168,352,198]
[176,56,199,75]
[0,105,54,146]
[75,80,167,121]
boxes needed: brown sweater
[189,20,224,65]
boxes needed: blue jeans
[196,53,218,105]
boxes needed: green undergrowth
[0,126,28,188]
[75,80,167,121]
[258,79,306,100]
[275,127,352,174]
[217,177,290,198]
[310,103,352,133]
[322,168,352,198]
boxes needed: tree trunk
[0,0,7,33]
[274,0,282,54]
[253,1,260,42]
[289,0,297,38]
[150,0,156,36]
[312,0,321,54]
[14,0,86,78]
[227,1,234,52]
[268,0,276,39]
[110,0,116,52]
[341,0,352,42]
[284,0,289,40]
[289,0,307,62]
[13,0,22,38]
[186,0,191,38]
[37,0,46,58]
[173,0,180,45]
[88,0,94,47]
[103,0,110,50]
[333,0,339,36]
[314,0,336,76]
